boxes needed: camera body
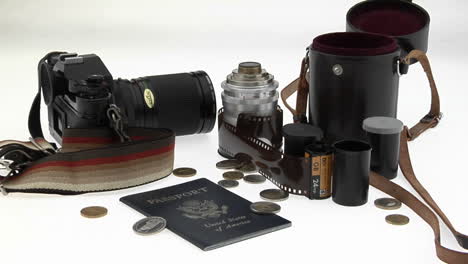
[41,53,113,143]
[40,52,217,144]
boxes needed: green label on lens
[144,89,155,109]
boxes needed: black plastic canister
[363,116,404,179]
[283,123,323,156]
[332,140,372,206]
[308,32,401,144]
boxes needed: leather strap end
[456,233,468,250]
[281,78,300,116]
[293,114,308,124]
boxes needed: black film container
[305,143,333,199]
[332,140,372,206]
[347,0,430,58]
[282,123,323,156]
[308,32,401,144]
[363,116,403,179]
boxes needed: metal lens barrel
[113,71,217,136]
[221,62,279,126]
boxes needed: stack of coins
[374,197,409,226]
[216,159,262,189]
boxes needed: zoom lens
[113,71,217,136]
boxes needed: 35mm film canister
[332,140,371,206]
[283,123,323,156]
[305,143,333,199]
[363,116,404,180]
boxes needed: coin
[218,179,239,188]
[133,216,167,235]
[223,171,244,181]
[374,198,402,210]
[238,162,257,173]
[216,159,242,170]
[260,189,289,202]
[250,201,281,214]
[172,167,197,177]
[385,214,410,225]
[80,206,108,218]
[243,174,266,184]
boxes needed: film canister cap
[282,123,323,156]
[363,116,404,135]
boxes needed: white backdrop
[0,1,467,263]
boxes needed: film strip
[218,108,315,199]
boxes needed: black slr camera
[39,52,217,143]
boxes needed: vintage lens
[221,62,279,126]
[113,71,216,136]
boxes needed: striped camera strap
[0,128,175,195]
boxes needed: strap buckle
[421,112,443,126]
[29,137,56,155]
[107,104,131,142]
[0,184,7,196]
[0,159,13,177]
[0,159,13,196]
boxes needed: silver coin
[243,174,266,184]
[250,201,281,214]
[133,216,167,235]
[218,179,239,188]
[260,189,289,202]
[216,159,242,170]
[223,171,244,181]
[374,198,402,210]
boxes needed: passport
[120,178,291,251]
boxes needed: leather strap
[281,49,467,262]
[402,50,442,141]
[370,172,468,263]
[371,52,468,262]
[399,128,468,250]
[281,56,309,123]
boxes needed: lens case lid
[347,0,429,37]
[346,0,430,56]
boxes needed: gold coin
[385,214,410,226]
[250,201,281,214]
[80,206,108,218]
[216,160,242,170]
[172,167,197,177]
[374,198,402,210]
[260,189,289,202]
[243,174,266,184]
[223,171,244,180]
[238,162,257,173]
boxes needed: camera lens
[113,71,216,136]
[221,62,279,126]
